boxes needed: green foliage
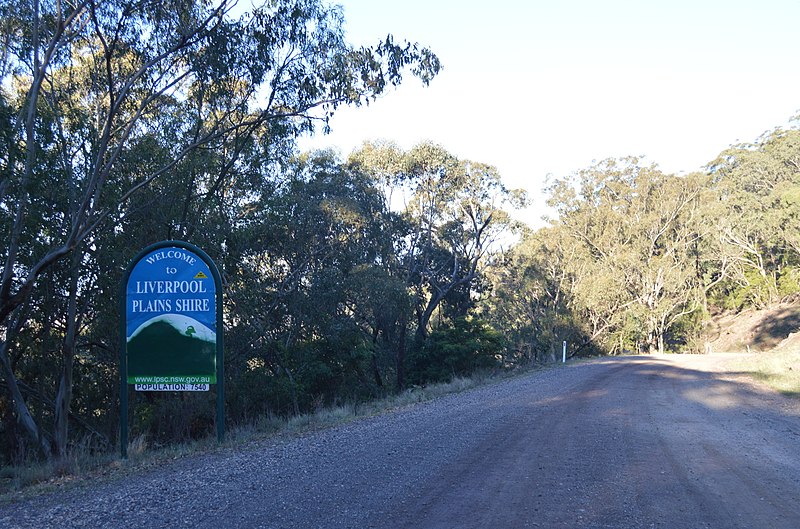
[489,124,800,361]
[710,267,800,313]
[703,128,800,309]
[350,141,524,345]
[777,267,800,297]
[407,318,505,385]
[500,158,707,356]
[730,270,778,311]
[0,0,442,463]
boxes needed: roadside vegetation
[743,349,800,396]
[732,336,800,397]
[2,0,799,489]
[0,363,535,498]
[706,303,800,396]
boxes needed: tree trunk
[280,363,300,416]
[53,369,73,459]
[414,287,449,343]
[371,327,383,388]
[54,251,81,459]
[396,314,407,390]
[0,339,51,459]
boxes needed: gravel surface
[1,354,799,528]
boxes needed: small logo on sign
[194,271,208,279]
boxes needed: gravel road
[2,354,799,528]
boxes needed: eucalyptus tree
[351,142,524,386]
[546,158,704,354]
[703,127,800,309]
[487,225,598,362]
[0,0,439,459]
[222,150,404,414]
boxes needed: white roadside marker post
[562,341,567,363]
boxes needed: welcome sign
[125,246,218,389]
[120,240,225,456]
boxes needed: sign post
[120,241,224,458]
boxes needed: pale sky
[299,0,800,227]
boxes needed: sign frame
[119,240,224,458]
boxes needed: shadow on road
[386,355,800,529]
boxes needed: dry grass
[0,365,540,501]
[706,302,800,397]
[0,448,121,502]
[736,348,800,397]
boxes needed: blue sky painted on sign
[300,0,800,226]
[125,247,216,337]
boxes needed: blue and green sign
[126,246,217,385]
[120,240,224,457]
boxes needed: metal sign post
[120,241,224,458]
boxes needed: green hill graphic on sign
[127,314,216,383]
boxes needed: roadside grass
[734,349,800,397]
[0,449,121,502]
[0,363,544,502]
